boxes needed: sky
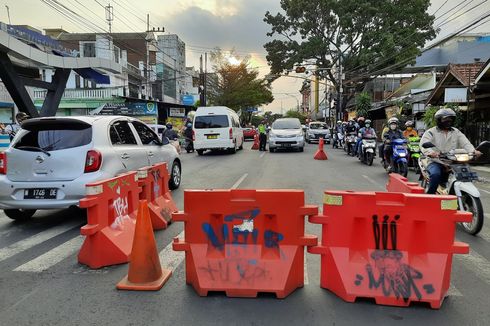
[1,0,489,113]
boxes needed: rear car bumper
[194,139,234,150]
[0,171,109,210]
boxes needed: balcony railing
[33,87,125,100]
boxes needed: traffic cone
[314,138,328,160]
[252,134,259,150]
[116,200,172,291]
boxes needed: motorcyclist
[420,108,481,194]
[183,122,194,152]
[382,117,404,167]
[403,121,418,139]
[355,117,365,155]
[358,119,376,157]
[162,122,178,141]
[345,120,356,134]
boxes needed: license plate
[281,143,292,147]
[24,188,57,199]
[206,135,218,139]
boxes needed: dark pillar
[0,52,39,117]
[40,68,71,117]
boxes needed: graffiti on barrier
[111,196,130,229]
[199,258,270,285]
[152,169,161,199]
[354,214,434,302]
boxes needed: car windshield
[194,115,229,129]
[13,123,92,151]
[310,123,327,130]
[272,120,301,130]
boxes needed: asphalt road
[1,142,489,326]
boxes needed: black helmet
[435,108,456,130]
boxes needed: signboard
[169,108,185,117]
[245,107,258,113]
[444,88,467,103]
[181,95,195,106]
[97,102,158,116]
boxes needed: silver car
[0,116,181,220]
[306,122,331,144]
[268,118,305,152]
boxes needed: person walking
[258,120,267,151]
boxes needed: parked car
[306,121,330,144]
[0,116,181,220]
[193,106,244,155]
[268,118,305,152]
[243,126,257,140]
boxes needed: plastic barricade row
[78,171,140,269]
[138,163,177,230]
[386,173,424,194]
[172,189,318,298]
[308,191,472,309]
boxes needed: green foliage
[264,0,437,93]
[208,49,274,115]
[355,92,372,118]
[423,104,464,129]
[284,110,307,124]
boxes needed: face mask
[365,124,370,128]
[441,121,453,129]
[390,124,397,130]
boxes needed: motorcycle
[383,138,408,177]
[345,132,357,156]
[407,136,421,173]
[333,131,344,149]
[184,137,194,153]
[419,141,488,235]
[359,136,377,166]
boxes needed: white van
[193,106,244,155]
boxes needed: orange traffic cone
[251,134,259,150]
[116,200,172,291]
[314,138,328,160]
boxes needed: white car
[0,116,181,220]
[193,106,244,155]
[306,121,331,144]
[268,118,305,152]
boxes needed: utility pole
[204,52,208,107]
[144,14,151,100]
[314,70,319,113]
[105,3,114,33]
[199,54,204,106]
[337,52,343,121]
[5,5,11,25]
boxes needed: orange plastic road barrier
[251,134,259,150]
[78,172,140,269]
[117,200,172,291]
[314,138,328,160]
[138,163,178,230]
[386,173,424,194]
[308,191,472,309]
[172,189,318,298]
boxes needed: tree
[355,91,371,118]
[284,109,307,124]
[208,49,274,123]
[264,0,437,106]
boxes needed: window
[114,46,120,63]
[132,121,161,145]
[13,123,92,152]
[272,119,301,130]
[194,115,229,129]
[82,42,96,58]
[109,121,137,145]
[75,75,80,88]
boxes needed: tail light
[229,128,233,139]
[84,150,102,173]
[0,152,6,174]
[192,129,195,141]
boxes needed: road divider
[314,138,328,160]
[308,190,472,309]
[251,134,259,150]
[172,189,318,298]
[137,163,177,230]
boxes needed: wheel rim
[172,164,181,186]
[461,193,478,232]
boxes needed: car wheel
[228,144,237,154]
[270,148,275,153]
[169,161,181,190]
[4,209,36,221]
[197,149,204,156]
[299,147,304,152]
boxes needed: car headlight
[269,133,276,138]
[455,153,470,162]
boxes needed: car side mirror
[422,142,436,149]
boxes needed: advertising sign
[169,108,186,117]
[444,88,467,103]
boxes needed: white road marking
[14,236,84,272]
[231,173,248,189]
[447,283,463,297]
[455,248,490,285]
[480,188,490,195]
[304,250,309,285]
[0,222,80,262]
[260,152,266,158]
[362,175,384,190]
[159,231,185,271]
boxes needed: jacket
[383,129,404,141]
[420,127,475,163]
